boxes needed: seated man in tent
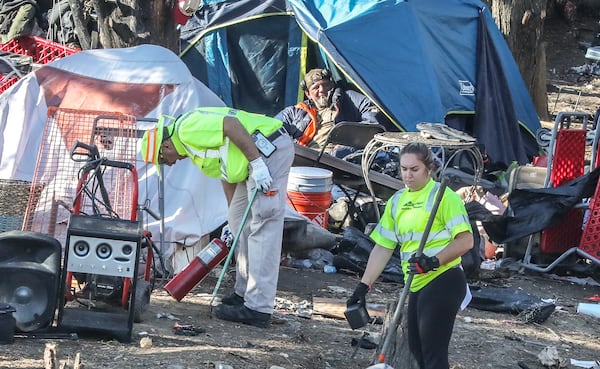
[275,68,383,158]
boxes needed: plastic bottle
[289,258,313,269]
[323,265,337,274]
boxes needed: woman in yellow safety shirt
[347,142,473,369]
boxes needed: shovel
[374,177,448,368]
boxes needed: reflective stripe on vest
[398,212,469,261]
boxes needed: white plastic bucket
[287,167,333,228]
[287,167,333,193]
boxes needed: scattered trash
[577,303,600,319]
[282,257,313,269]
[570,359,600,369]
[172,322,206,336]
[281,248,336,271]
[326,285,349,294]
[537,346,566,368]
[323,265,337,273]
[570,63,600,76]
[139,336,153,348]
[480,260,496,270]
[306,248,335,269]
[350,334,377,350]
[583,294,600,302]
[548,275,600,287]
[274,297,312,318]
[156,312,180,320]
[469,286,556,323]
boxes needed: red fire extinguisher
[164,238,229,302]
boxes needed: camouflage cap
[303,68,332,90]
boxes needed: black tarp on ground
[482,166,600,244]
[469,285,555,323]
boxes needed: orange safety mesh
[22,107,138,245]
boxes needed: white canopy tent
[0,44,228,261]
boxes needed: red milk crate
[0,36,79,93]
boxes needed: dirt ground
[2,13,600,369]
[545,14,600,119]
[2,267,600,369]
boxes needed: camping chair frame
[361,131,484,220]
[314,122,386,229]
[521,111,600,272]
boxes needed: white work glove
[220,224,234,247]
[249,157,272,193]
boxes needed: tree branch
[67,0,91,49]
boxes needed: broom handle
[379,178,448,363]
[209,187,259,307]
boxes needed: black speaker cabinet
[58,214,142,343]
[0,230,62,332]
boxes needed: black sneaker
[215,304,271,328]
[221,292,244,306]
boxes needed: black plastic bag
[469,285,555,323]
[461,222,482,278]
[482,166,600,244]
[331,226,404,283]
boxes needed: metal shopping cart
[22,107,159,342]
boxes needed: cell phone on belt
[251,131,277,158]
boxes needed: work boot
[221,292,244,306]
[215,304,271,328]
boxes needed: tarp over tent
[0,45,228,259]
[180,0,541,166]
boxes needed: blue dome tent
[180,0,541,166]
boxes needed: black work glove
[346,282,370,308]
[408,254,440,274]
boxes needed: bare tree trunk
[533,41,549,120]
[483,0,549,120]
[73,0,180,52]
[67,0,90,49]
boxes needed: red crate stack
[0,36,79,93]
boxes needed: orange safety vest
[295,102,318,146]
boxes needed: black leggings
[407,267,466,369]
